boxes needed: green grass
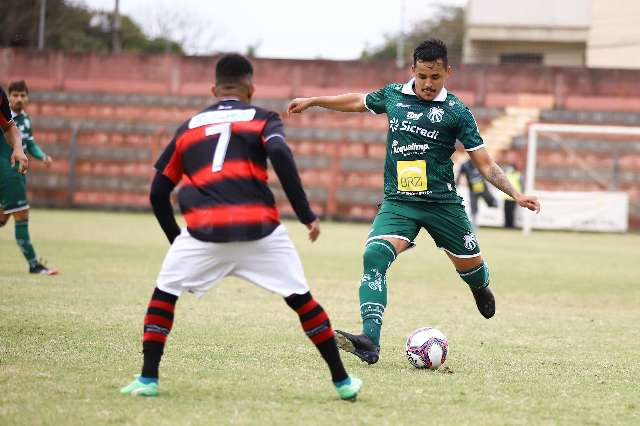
[1,209,639,425]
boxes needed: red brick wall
[3,49,639,228]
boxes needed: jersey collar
[401,78,448,102]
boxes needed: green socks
[359,239,396,346]
[457,262,490,289]
[15,220,37,267]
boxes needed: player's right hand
[287,98,313,115]
[11,149,29,174]
[516,194,540,213]
[306,218,320,242]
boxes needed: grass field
[1,209,639,425]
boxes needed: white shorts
[156,224,309,298]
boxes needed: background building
[463,0,640,69]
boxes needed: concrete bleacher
[22,82,499,221]
[3,49,640,228]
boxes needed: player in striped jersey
[120,54,362,401]
[0,86,28,174]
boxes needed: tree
[361,5,465,66]
[0,0,183,54]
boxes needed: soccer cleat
[335,375,363,401]
[120,376,159,397]
[335,330,380,365]
[471,286,495,319]
[29,261,59,275]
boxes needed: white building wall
[587,0,640,68]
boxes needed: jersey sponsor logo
[391,139,430,156]
[397,160,427,192]
[406,111,423,120]
[427,106,445,123]
[189,109,256,129]
[389,117,400,132]
[463,233,477,251]
[396,102,411,108]
[400,121,439,139]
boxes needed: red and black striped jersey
[155,99,315,242]
[0,87,15,131]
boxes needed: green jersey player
[288,39,540,364]
[0,80,58,275]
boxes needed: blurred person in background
[501,153,524,229]
[456,158,497,226]
[0,80,57,275]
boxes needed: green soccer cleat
[120,376,159,397]
[335,376,363,401]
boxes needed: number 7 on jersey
[206,123,232,173]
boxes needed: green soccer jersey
[0,111,47,173]
[365,79,484,204]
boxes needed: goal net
[521,123,637,234]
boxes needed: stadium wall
[2,49,639,228]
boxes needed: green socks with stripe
[359,239,397,346]
[15,220,37,267]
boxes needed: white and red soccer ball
[405,327,448,369]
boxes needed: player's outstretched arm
[468,148,540,213]
[288,93,367,114]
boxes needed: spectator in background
[456,158,497,226]
[502,162,524,229]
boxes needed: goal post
[523,123,638,235]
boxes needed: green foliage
[1,210,639,424]
[0,0,183,54]
[362,6,464,66]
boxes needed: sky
[71,0,467,59]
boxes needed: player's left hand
[516,194,540,213]
[43,155,53,168]
[11,149,29,174]
[306,218,320,242]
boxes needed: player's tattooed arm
[485,162,517,198]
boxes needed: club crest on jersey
[427,106,445,123]
[407,111,423,120]
[463,233,477,251]
[389,117,400,132]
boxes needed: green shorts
[0,171,29,213]
[367,199,480,258]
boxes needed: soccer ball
[405,327,448,369]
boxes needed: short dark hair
[215,54,253,84]
[413,39,448,67]
[8,80,29,94]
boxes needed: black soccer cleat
[29,261,59,276]
[335,330,380,365]
[471,286,495,318]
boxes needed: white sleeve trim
[465,144,485,152]
[363,94,378,115]
[263,133,285,143]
